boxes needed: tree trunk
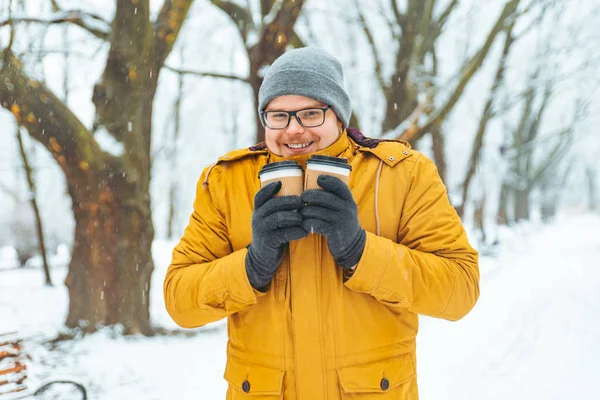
[514,188,529,222]
[473,196,486,244]
[65,170,153,334]
[539,182,557,222]
[586,166,597,211]
[497,182,510,225]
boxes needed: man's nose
[286,115,304,134]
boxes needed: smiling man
[164,47,480,399]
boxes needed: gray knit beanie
[258,47,352,128]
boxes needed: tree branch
[459,14,518,214]
[413,0,520,139]
[526,134,568,190]
[154,0,195,72]
[249,0,305,69]
[0,51,108,179]
[390,0,406,27]
[288,29,305,48]
[353,0,385,92]
[163,65,250,83]
[210,0,255,44]
[260,0,277,19]
[438,0,459,32]
[0,10,110,41]
[375,0,399,40]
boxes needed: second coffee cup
[304,155,352,190]
[258,161,304,197]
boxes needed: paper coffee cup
[258,161,304,197]
[304,155,352,190]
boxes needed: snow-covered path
[1,212,599,399]
[417,212,600,399]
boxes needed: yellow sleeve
[345,154,480,321]
[163,165,264,328]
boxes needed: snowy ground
[1,211,599,399]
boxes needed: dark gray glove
[246,181,307,290]
[300,175,366,269]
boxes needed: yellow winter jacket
[164,130,479,399]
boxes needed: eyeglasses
[261,105,332,129]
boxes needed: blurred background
[0,0,599,399]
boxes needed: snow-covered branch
[0,10,110,41]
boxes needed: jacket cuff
[344,231,391,294]
[224,248,267,304]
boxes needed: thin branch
[526,135,568,189]
[50,0,61,12]
[0,10,111,40]
[16,125,52,286]
[375,0,399,39]
[163,65,250,83]
[353,0,385,92]
[438,0,459,31]
[390,0,406,27]
[513,1,553,40]
[7,0,15,54]
[459,15,517,214]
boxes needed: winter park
[1,0,600,399]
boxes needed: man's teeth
[287,142,312,149]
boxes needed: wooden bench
[0,332,87,399]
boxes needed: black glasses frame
[261,105,332,129]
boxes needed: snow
[1,211,599,399]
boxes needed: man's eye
[301,110,320,118]
[271,113,288,120]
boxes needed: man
[164,47,480,399]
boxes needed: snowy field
[1,211,599,399]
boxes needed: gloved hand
[300,175,366,269]
[246,181,308,290]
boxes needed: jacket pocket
[337,353,417,399]
[224,357,285,399]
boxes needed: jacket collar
[347,128,412,167]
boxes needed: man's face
[264,95,342,158]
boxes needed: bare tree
[0,0,196,335]
[356,0,521,179]
[497,79,583,223]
